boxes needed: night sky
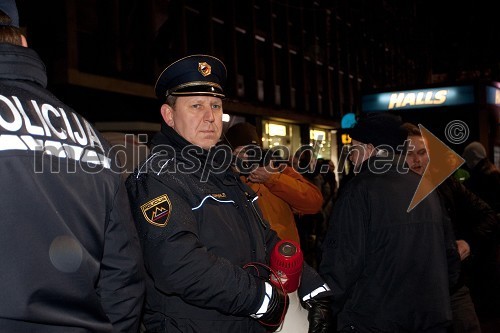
[421,0,499,76]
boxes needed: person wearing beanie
[347,113,408,171]
[462,141,500,213]
[0,1,145,332]
[463,141,487,170]
[126,56,333,333]
[223,122,261,148]
[320,113,461,332]
[462,142,500,324]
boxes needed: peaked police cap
[0,0,19,27]
[154,54,227,100]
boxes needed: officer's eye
[212,104,222,109]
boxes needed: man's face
[405,135,429,175]
[161,95,223,149]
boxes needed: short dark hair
[166,94,177,107]
[0,11,23,46]
[401,122,421,137]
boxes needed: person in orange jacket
[223,122,323,244]
[222,122,326,333]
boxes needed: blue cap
[0,0,19,27]
[154,54,227,99]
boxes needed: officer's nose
[204,108,215,123]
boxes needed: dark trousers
[449,285,482,333]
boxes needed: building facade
[18,0,430,162]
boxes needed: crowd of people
[1,0,500,332]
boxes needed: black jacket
[0,43,145,332]
[437,177,499,249]
[126,124,329,333]
[320,156,460,332]
[437,176,500,293]
[464,158,500,213]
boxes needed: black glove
[253,282,289,332]
[303,296,333,333]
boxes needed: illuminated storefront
[260,121,336,161]
[261,120,301,160]
[361,82,500,167]
[309,128,335,161]
[220,116,337,168]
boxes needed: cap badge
[198,62,212,76]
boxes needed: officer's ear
[160,104,174,127]
[21,34,27,47]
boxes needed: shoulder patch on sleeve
[141,194,172,227]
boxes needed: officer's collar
[0,43,47,87]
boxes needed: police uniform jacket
[320,156,461,333]
[0,43,145,332]
[126,123,329,333]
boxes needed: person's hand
[456,240,470,261]
[303,296,333,333]
[248,164,277,183]
[251,281,289,332]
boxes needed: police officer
[0,1,145,332]
[126,54,333,333]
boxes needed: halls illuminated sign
[486,86,500,105]
[388,90,447,109]
[362,86,475,112]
